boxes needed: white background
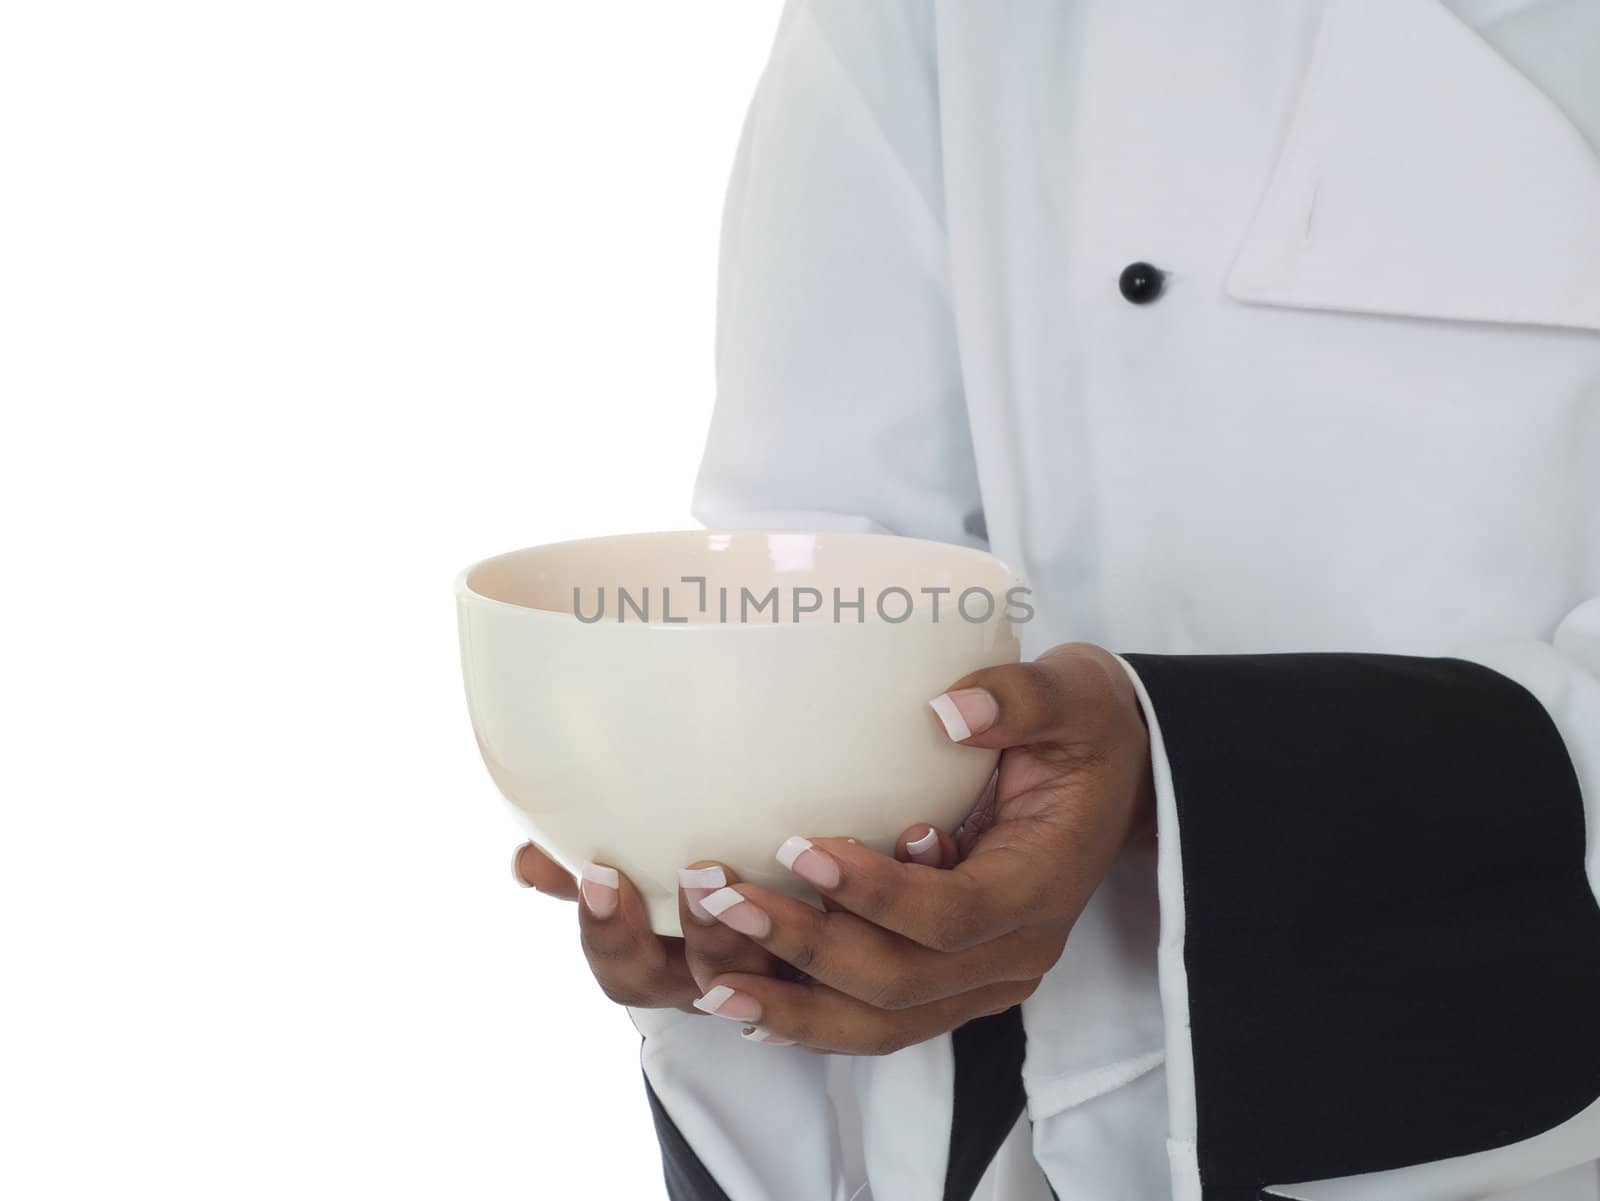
[0,2,782,1196]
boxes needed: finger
[702,971,1039,1056]
[678,861,778,994]
[954,773,1000,857]
[695,880,1064,1008]
[896,824,955,868]
[513,842,579,900]
[929,645,1119,749]
[579,861,696,1007]
[775,835,1067,952]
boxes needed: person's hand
[510,827,959,1040]
[677,642,1156,1054]
[511,845,763,1016]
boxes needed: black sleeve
[1123,652,1600,1201]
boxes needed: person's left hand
[686,642,1155,1054]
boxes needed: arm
[697,627,1600,1201]
[692,0,981,546]
[642,2,989,1198]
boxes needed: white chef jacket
[634,2,1600,1199]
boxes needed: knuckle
[954,954,1004,997]
[582,935,632,966]
[783,936,820,975]
[1039,922,1072,964]
[1018,941,1065,980]
[865,969,921,1011]
[1020,658,1061,692]
[972,979,1040,1017]
[864,1028,912,1057]
[594,977,648,1007]
[783,1015,816,1048]
[1022,875,1068,924]
[783,910,854,978]
[1009,977,1042,1006]
[686,941,747,976]
[854,879,897,922]
[923,899,979,952]
[1020,660,1069,712]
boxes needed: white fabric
[849,1041,953,1201]
[1027,1047,1177,1201]
[1273,1105,1600,1201]
[639,0,1600,1198]
[1227,0,1600,331]
[633,1005,852,1201]
[1113,657,1201,1201]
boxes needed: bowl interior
[463,530,1013,623]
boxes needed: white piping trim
[1113,655,1201,1201]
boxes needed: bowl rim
[454,529,1020,631]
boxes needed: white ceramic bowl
[457,531,1021,935]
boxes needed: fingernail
[678,865,727,926]
[906,826,941,867]
[701,886,771,938]
[579,861,619,919]
[692,985,763,1022]
[929,689,998,740]
[512,845,534,887]
[741,1025,796,1046]
[776,836,841,890]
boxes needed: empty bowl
[457,530,1022,935]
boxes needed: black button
[1118,261,1165,305]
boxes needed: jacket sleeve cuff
[1116,653,1600,1201]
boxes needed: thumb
[929,646,1110,749]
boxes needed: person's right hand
[511,828,957,1041]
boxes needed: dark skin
[514,642,1156,1052]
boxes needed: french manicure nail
[741,1025,796,1046]
[929,689,998,741]
[701,886,771,938]
[906,827,941,867]
[512,845,534,887]
[692,984,763,1022]
[776,836,841,890]
[678,865,727,925]
[579,861,619,919]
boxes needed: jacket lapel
[1227,0,1600,333]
